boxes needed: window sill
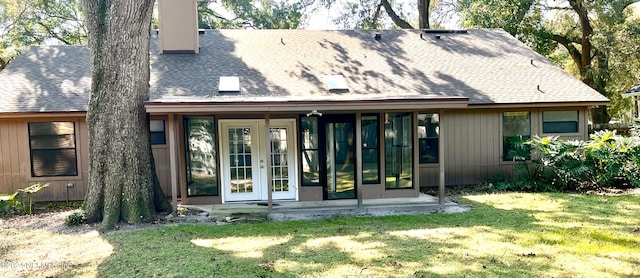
[541,132,582,137]
[384,187,415,190]
[499,159,530,165]
[27,175,83,182]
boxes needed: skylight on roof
[325,75,349,91]
[219,76,240,93]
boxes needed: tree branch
[0,57,6,71]
[0,6,29,39]
[568,0,593,79]
[380,0,414,29]
[552,33,583,71]
[36,21,72,45]
[373,2,383,23]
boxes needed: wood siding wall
[0,107,590,202]
[0,116,171,202]
[419,107,589,187]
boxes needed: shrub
[506,129,640,191]
[0,192,21,215]
[497,136,554,192]
[66,211,87,226]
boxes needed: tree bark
[81,0,169,229]
[567,0,593,82]
[380,0,414,29]
[418,0,430,29]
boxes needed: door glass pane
[385,113,413,189]
[361,115,379,183]
[270,128,289,192]
[185,117,218,196]
[229,128,253,193]
[418,113,439,164]
[301,117,319,185]
[327,122,355,199]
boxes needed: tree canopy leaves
[195,0,301,29]
[311,0,444,29]
[0,0,303,70]
[0,0,85,69]
[459,0,640,123]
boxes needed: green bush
[66,211,87,226]
[503,129,640,192]
[528,135,590,190]
[0,192,21,215]
[497,136,553,192]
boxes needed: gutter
[145,97,470,114]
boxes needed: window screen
[543,111,578,133]
[29,122,78,177]
[150,120,166,145]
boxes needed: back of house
[0,1,608,204]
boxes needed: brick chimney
[157,0,199,54]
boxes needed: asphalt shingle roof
[0,28,608,113]
[624,84,640,96]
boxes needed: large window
[543,110,578,133]
[301,117,320,185]
[361,114,379,184]
[149,120,166,145]
[503,112,531,161]
[184,116,218,196]
[418,113,439,164]
[385,113,413,189]
[28,122,78,177]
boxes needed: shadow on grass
[53,193,640,277]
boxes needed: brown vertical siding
[1,119,21,195]
[419,107,591,188]
[0,118,87,201]
[0,116,173,202]
[439,109,507,186]
[419,166,439,186]
[152,147,171,196]
[299,186,323,201]
[0,107,594,202]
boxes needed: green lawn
[97,193,640,277]
[5,192,640,277]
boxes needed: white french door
[220,119,297,202]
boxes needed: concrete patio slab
[179,193,469,221]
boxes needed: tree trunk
[418,0,430,29]
[81,0,169,229]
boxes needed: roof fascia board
[145,99,469,114]
[0,112,87,119]
[467,101,609,109]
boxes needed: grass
[2,192,640,277]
